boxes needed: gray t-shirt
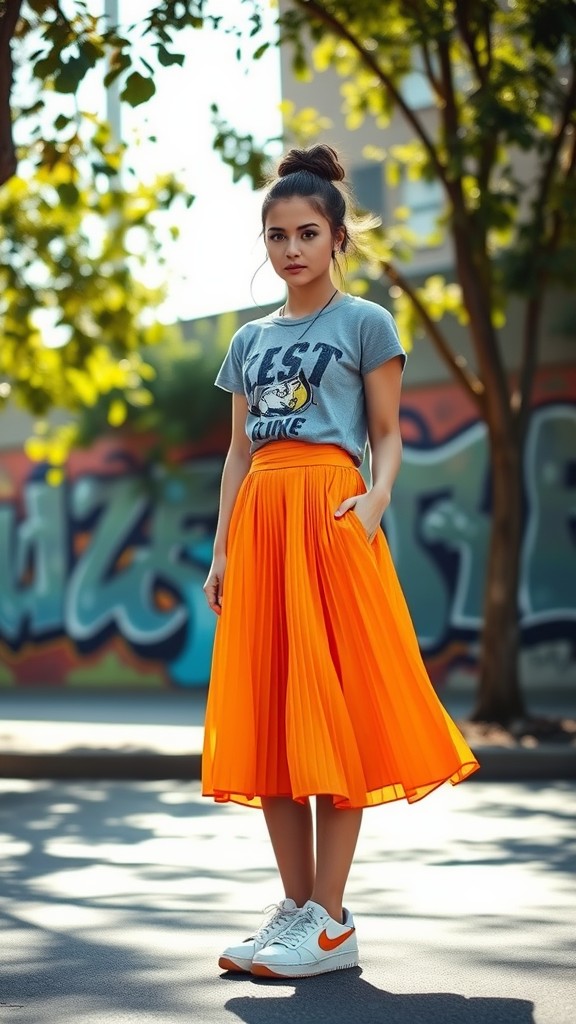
[214,293,407,467]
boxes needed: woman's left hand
[334,489,390,543]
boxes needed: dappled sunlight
[354,780,576,917]
[0,780,260,1021]
[0,780,573,1022]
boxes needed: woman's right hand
[203,554,227,615]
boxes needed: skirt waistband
[249,441,355,472]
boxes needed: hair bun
[277,144,345,183]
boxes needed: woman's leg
[312,796,363,922]
[261,796,315,908]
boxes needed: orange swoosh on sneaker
[318,926,355,951]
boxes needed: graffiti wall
[1,365,575,690]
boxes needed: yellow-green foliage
[0,117,192,469]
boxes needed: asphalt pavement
[0,777,574,1024]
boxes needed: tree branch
[438,30,495,299]
[381,260,486,411]
[419,40,444,103]
[483,3,492,69]
[464,4,497,197]
[437,35,459,148]
[435,19,510,406]
[288,0,451,190]
[454,0,489,86]
[396,0,444,101]
[515,123,576,437]
[514,294,543,441]
[533,63,576,232]
[0,0,23,187]
[513,62,576,432]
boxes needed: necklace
[278,289,339,341]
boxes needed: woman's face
[264,197,342,290]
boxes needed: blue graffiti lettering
[0,481,68,641]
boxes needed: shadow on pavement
[225,975,535,1024]
[0,780,572,1022]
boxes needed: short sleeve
[360,305,407,376]
[214,329,246,394]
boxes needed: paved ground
[1,687,575,781]
[0,777,574,1024]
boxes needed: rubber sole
[218,956,250,973]
[251,957,359,979]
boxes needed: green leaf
[32,54,59,80]
[156,44,185,67]
[252,42,269,60]
[120,72,157,107]
[79,40,104,68]
[56,183,80,207]
[91,162,117,178]
[55,56,91,94]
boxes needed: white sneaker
[251,899,359,978]
[219,898,301,973]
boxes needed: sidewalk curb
[0,752,202,780]
[468,747,576,781]
[1,747,575,782]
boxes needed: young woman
[202,144,479,979]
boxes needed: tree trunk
[472,428,526,724]
[0,0,23,187]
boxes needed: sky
[114,0,285,323]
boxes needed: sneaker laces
[271,904,318,949]
[251,902,299,943]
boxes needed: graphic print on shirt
[244,340,344,442]
[248,370,313,417]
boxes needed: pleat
[201,441,479,809]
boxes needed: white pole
[104,0,121,144]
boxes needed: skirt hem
[202,758,481,810]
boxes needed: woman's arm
[334,356,404,542]
[203,393,251,614]
[365,355,404,509]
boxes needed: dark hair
[261,144,380,262]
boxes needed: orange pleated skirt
[202,440,479,809]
